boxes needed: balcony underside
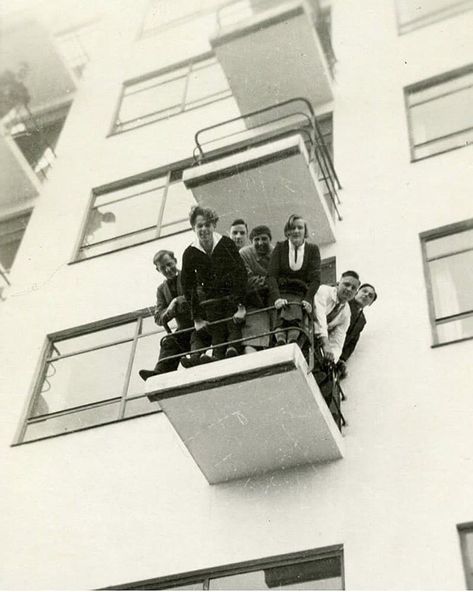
[0,19,75,111]
[183,133,336,245]
[210,1,333,114]
[149,344,344,484]
[0,134,39,208]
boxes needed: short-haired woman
[267,214,321,345]
[181,206,247,361]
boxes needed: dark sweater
[267,240,321,304]
[181,235,247,319]
[340,300,367,362]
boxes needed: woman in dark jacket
[267,214,321,345]
[181,205,247,361]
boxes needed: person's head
[355,283,377,308]
[336,270,361,303]
[284,214,309,247]
[249,225,272,255]
[230,218,248,249]
[189,206,218,247]
[153,249,178,280]
[102,211,116,224]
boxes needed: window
[421,219,473,345]
[55,21,101,77]
[396,0,473,33]
[459,523,473,589]
[406,66,473,160]
[105,546,344,590]
[15,309,168,444]
[0,211,32,273]
[112,56,232,134]
[140,0,226,36]
[76,168,196,260]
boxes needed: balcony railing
[191,97,342,221]
[0,266,10,301]
[215,0,336,75]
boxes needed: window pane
[437,314,473,342]
[53,322,136,356]
[186,60,230,106]
[408,70,473,105]
[397,0,473,28]
[24,401,120,442]
[410,84,473,146]
[429,250,473,318]
[118,75,186,125]
[127,331,164,399]
[425,228,473,259]
[34,341,132,414]
[413,127,473,159]
[83,185,165,247]
[160,182,195,235]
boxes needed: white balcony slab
[148,344,344,484]
[0,134,40,208]
[210,1,333,113]
[183,133,336,245]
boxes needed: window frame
[395,0,473,34]
[108,52,232,136]
[13,306,165,446]
[405,64,473,162]
[458,522,473,590]
[420,218,473,348]
[103,545,344,590]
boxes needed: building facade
[0,0,472,589]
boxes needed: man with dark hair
[337,282,377,377]
[138,249,210,381]
[181,206,247,361]
[240,225,274,353]
[229,218,249,250]
[311,271,360,406]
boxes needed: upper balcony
[210,0,335,115]
[183,98,341,245]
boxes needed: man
[312,270,361,401]
[239,225,274,354]
[181,206,247,361]
[229,218,249,250]
[337,283,377,377]
[138,249,209,381]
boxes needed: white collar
[288,240,305,271]
[191,232,222,254]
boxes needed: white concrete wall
[1,0,472,589]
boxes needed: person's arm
[241,250,266,292]
[181,248,201,322]
[304,243,321,304]
[154,284,169,326]
[267,242,283,305]
[329,307,351,363]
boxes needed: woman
[267,214,321,345]
[181,205,247,361]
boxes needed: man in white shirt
[312,270,360,403]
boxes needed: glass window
[141,0,225,36]
[0,212,32,272]
[113,56,232,133]
[77,171,196,260]
[459,523,473,589]
[19,312,164,443]
[422,221,473,345]
[108,548,343,590]
[397,0,473,33]
[406,67,473,160]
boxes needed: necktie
[327,301,344,323]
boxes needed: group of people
[139,206,377,406]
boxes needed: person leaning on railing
[267,214,321,346]
[181,205,248,362]
[138,249,211,381]
[239,224,274,354]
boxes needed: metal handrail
[192,97,342,220]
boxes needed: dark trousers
[312,346,342,428]
[203,298,242,359]
[154,329,210,373]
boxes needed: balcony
[210,0,334,115]
[0,132,40,209]
[147,306,344,485]
[183,98,341,245]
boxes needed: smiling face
[193,214,216,248]
[355,285,376,308]
[337,275,361,303]
[156,254,178,280]
[287,217,306,247]
[230,224,248,249]
[252,233,271,256]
